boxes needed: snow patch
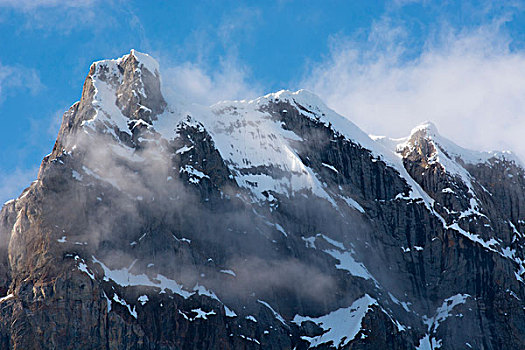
[190,308,216,320]
[138,295,149,305]
[305,234,376,282]
[220,269,236,277]
[293,294,377,348]
[130,49,160,75]
[224,305,237,317]
[113,293,137,318]
[92,256,194,299]
[423,294,469,334]
[258,300,287,326]
[340,195,365,213]
[322,163,339,173]
[0,294,14,303]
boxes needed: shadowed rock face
[1,51,525,350]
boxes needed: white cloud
[160,57,262,106]
[217,7,261,49]
[0,0,124,34]
[150,6,263,107]
[0,167,38,205]
[303,20,525,163]
[0,107,62,205]
[0,0,96,9]
[0,63,43,103]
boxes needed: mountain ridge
[1,50,524,349]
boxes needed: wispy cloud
[217,6,261,51]
[0,0,97,9]
[303,18,525,162]
[161,57,261,106]
[155,6,263,106]
[0,105,61,204]
[0,0,125,35]
[0,167,38,204]
[0,63,43,104]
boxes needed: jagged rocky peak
[113,50,166,122]
[85,50,166,130]
[400,121,439,150]
[398,120,522,168]
[50,50,169,160]
[397,121,442,168]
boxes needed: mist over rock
[1,50,525,349]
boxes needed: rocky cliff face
[1,50,524,349]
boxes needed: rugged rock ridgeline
[1,50,524,349]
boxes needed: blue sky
[1,0,525,202]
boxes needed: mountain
[1,50,525,349]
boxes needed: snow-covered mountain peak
[399,121,447,154]
[128,49,160,76]
[253,89,386,157]
[91,49,160,77]
[64,51,523,211]
[408,121,439,136]
[399,121,523,168]
[261,89,328,109]
[78,49,166,144]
